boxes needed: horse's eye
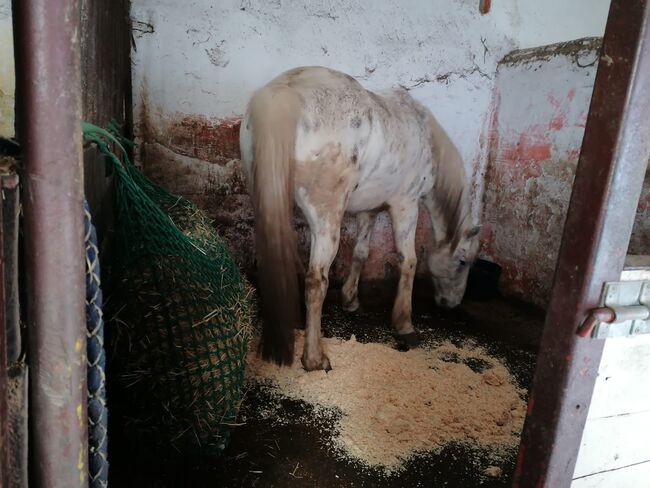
[459,259,467,267]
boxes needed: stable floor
[111,285,543,488]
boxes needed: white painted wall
[0,0,14,137]
[131,0,611,222]
[131,0,515,195]
[481,39,600,306]
[491,0,610,50]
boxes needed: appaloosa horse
[240,66,480,371]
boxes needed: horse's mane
[429,117,470,249]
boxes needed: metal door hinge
[577,281,650,338]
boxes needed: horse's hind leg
[342,211,375,312]
[301,220,341,371]
[295,144,352,371]
[389,200,420,348]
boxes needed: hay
[83,123,254,457]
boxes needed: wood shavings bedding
[246,331,526,474]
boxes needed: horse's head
[428,224,480,308]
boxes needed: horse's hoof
[342,298,360,312]
[394,331,420,350]
[301,353,332,372]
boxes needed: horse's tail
[248,84,302,366]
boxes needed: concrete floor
[110,283,544,487]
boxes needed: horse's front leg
[342,211,376,311]
[389,200,420,348]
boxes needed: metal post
[0,189,8,488]
[513,1,650,487]
[12,0,88,486]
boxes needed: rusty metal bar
[0,184,8,488]
[2,174,21,364]
[1,172,25,488]
[12,0,88,486]
[513,1,650,487]
[576,307,616,338]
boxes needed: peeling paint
[500,37,602,66]
[482,41,600,306]
[482,39,649,307]
[145,112,242,164]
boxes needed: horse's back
[241,66,371,162]
[268,66,362,90]
[272,67,376,132]
[243,66,437,211]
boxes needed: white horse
[240,66,480,371]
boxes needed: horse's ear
[466,225,481,238]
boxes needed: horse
[239,66,480,371]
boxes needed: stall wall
[482,39,650,307]
[491,0,609,50]
[481,39,599,306]
[130,0,611,288]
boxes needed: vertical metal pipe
[513,1,650,487]
[12,0,88,486]
[0,191,8,488]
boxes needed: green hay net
[82,123,254,457]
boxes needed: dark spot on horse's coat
[351,146,359,165]
[306,266,327,289]
[352,144,359,158]
[354,183,359,190]
[351,116,362,128]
